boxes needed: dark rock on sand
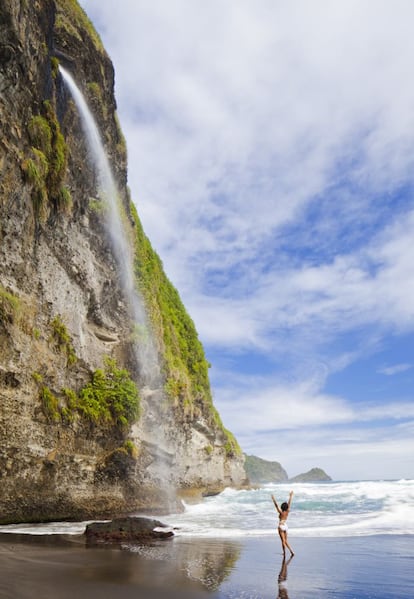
[85,516,174,543]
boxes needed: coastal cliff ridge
[0,0,246,524]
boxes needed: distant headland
[244,454,332,484]
[289,467,332,483]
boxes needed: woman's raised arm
[271,494,282,514]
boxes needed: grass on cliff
[129,201,241,457]
[36,317,141,428]
[0,285,20,325]
[55,0,104,53]
[131,201,210,404]
[50,314,77,366]
[22,100,72,219]
[76,357,140,426]
[35,357,140,428]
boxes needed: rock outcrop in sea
[244,455,332,484]
[289,468,332,482]
[0,0,246,524]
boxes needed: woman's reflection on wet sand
[277,555,294,598]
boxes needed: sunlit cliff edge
[0,0,247,524]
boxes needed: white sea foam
[1,480,413,538]
[168,480,414,538]
[0,520,92,535]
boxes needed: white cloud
[188,209,414,353]
[244,428,414,481]
[378,363,413,376]
[238,407,414,480]
[215,371,414,434]
[214,370,414,479]
[216,378,352,431]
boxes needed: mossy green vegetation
[55,0,104,53]
[123,439,139,458]
[56,185,73,213]
[77,357,140,426]
[42,100,67,200]
[204,444,213,456]
[23,101,69,219]
[51,56,60,79]
[86,81,108,119]
[88,197,107,215]
[21,149,49,219]
[127,322,149,345]
[129,202,242,456]
[224,433,241,457]
[0,285,20,326]
[34,357,140,429]
[131,201,209,401]
[32,372,43,384]
[28,115,52,155]
[87,81,102,100]
[212,409,241,457]
[40,386,60,422]
[114,112,128,162]
[39,318,140,429]
[50,315,77,366]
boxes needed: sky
[78,0,414,481]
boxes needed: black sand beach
[0,532,209,599]
[0,533,412,598]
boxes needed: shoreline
[0,532,413,598]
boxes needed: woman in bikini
[271,491,294,557]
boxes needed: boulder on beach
[85,516,174,543]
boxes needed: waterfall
[59,66,159,386]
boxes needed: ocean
[1,479,412,538]
[0,480,413,598]
[167,479,414,538]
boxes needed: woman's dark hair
[281,502,289,511]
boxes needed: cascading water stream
[60,67,181,507]
[59,66,159,386]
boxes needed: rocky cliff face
[0,0,246,524]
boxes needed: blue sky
[78,0,414,480]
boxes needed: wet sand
[0,533,208,599]
[211,535,414,598]
[0,533,413,598]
